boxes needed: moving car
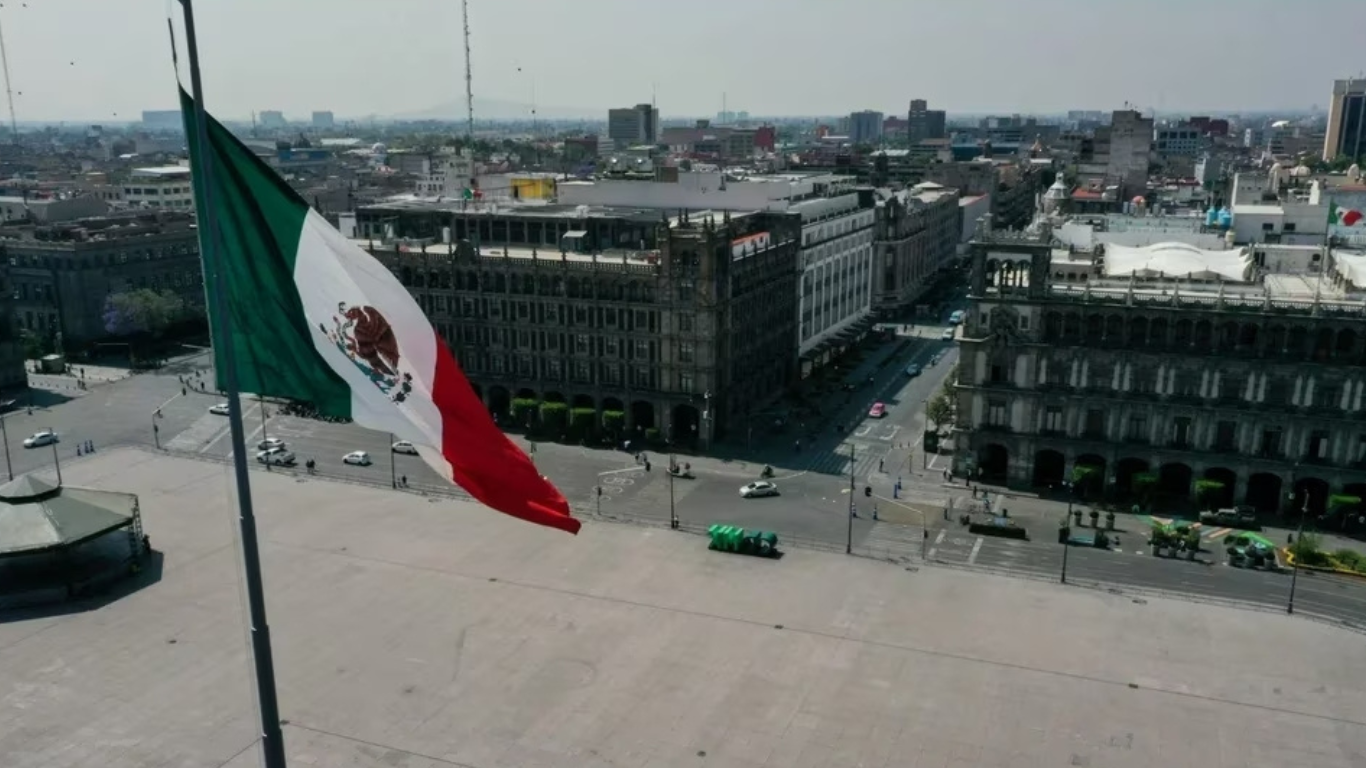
[391,440,419,455]
[904,363,921,377]
[941,327,956,341]
[343,450,372,466]
[255,448,295,466]
[949,310,966,325]
[257,437,286,452]
[1198,506,1259,530]
[209,403,231,415]
[868,402,887,418]
[739,481,779,498]
[23,430,58,448]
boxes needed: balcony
[979,423,1013,434]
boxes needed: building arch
[1200,467,1237,509]
[1127,316,1148,347]
[1033,449,1065,488]
[1149,317,1168,348]
[1245,472,1283,513]
[978,443,1009,482]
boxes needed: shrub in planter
[568,408,596,440]
[601,409,625,438]
[644,427,661,445]
[510,397,538,427]
[1105,510,1116,530]
[539,401,569,436]
[1088,509,1100,526]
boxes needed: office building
[1324,79,1366,162]
[311,111,335,129]
[140,110,182,132]
[953,224,1366,518]
[352,200,801,445]
[871,183,961,312]
[259,110,287,129]
[849,111,884,146]
[0,212,204,347]
[1107,109,1153,200]
[121,166,195,210]
[908,99,947,143]
[1155,123,1206,156]
[607,104,659,148]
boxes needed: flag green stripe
[180,89,353,417]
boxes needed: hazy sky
[5,0,1366,121]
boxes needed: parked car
[868,402,887,418]
[257,437,286,452]
[739,481,779,499]
[23,430,58,448]
[343,450,372,466]
[941,327,956,341]
[1199,506,1259,530]
[391,440,419,455]
[209,403,231,415]
[904,363,922,377]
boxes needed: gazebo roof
[0,474,138,558]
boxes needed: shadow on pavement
[0,545,164,622]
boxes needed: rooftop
[129,166,191,177]
[6,448,1362,768]
[360,196,667,223]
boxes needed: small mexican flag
[1330,201,1365,228]
[180,89,579,534]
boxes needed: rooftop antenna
[462,0,474,140]
[0,11,19,144]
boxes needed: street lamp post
[1061,481,1073,584]
[0,411,11,481]
[668,453,678,530]
[846,443,856,555]
[51,428,62,486]
[1287,491,1310,615]
[389,433,397,489]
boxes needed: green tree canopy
[102,289,186,338]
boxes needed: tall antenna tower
[462,0,474,140]
[0,12,19,144]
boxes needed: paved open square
[2,449,1364,768]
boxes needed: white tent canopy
[1333,251,1366,288]
[1103,242,1252,282]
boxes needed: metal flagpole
[0,412,11,481]
[50,428,61,485]
[175,2,288,766]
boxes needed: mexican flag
[179,89,579,534]
[1330,201,1365,228]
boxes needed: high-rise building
[259,110,286,129]
[1107,109,1153,200]
[1324,79,1366,162]
[607,104,659,148]
[848,110,884,145]
[907,99,947,143]
[311,110,335,129]
[140,110,183,132]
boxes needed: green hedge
[539,401,569,434]
[511,398,538,425]
[601,409,624,436]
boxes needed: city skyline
[1,0,1364,122]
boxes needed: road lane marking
[598,466,644,476]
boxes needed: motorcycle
[761,465,774,479]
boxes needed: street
[14,336,1366,632]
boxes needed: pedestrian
[400,475,407,487]
[878,459,885,472]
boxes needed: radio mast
[462,0,474,139]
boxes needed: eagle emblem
[319,302,413,403]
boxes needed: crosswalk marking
[862,522,925,560]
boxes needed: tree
[925,392,955,432]
[102,289,185,338]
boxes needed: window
[679,372,695,392]
[1172,417,1192,448]
[1265,377,1289,405]
[633,366,651,388]
[1084,409,1105,439]
[989,362,1007,384]
[605,307,617,326]
[575,334,590,354]
[1317,384,1340,410]
[678,313,694,333]
[678,341,695,364]
[602,364,621,386]
[1043,406,1064,434]
[634,339,650,360]
[987,399,1007,427]
[546,359,562,380]
[1307,430,1329,461]
[1127,415,1147,442]
[1356,435,1366,463]
[573,361,592,382]
[604,337,620,357]
[574,306,588,325]
[1259,428,1282,458]
[1220,374,1243,402]
[1214,421,1237,451]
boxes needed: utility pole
[668,453,678,529]
[1060,482,1074,584]
[389,433,397,489]
[846,443,856,554]
[50,428,61,486]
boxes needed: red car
[868,402,886,418]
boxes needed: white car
[256,448,295,466]
[209,403,231,415]
[941,327,956,341]
[343,450,372,466]
[740,481,779,499]
[23,430,58,448]
[257,437,286,452]
[391,440,419,455]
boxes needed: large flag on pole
[179,89,579,534]
[1329,201,1365,228]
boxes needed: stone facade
[955,227,1366,518]
[871,185,959,312]
[367,210,801,448]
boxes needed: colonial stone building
[954,226,1366,517]
[365,208,801,447]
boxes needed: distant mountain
[396,97,604,122]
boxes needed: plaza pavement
[1,448,1364,768]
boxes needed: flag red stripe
[430,328,580,534]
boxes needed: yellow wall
[510,176,556,200]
